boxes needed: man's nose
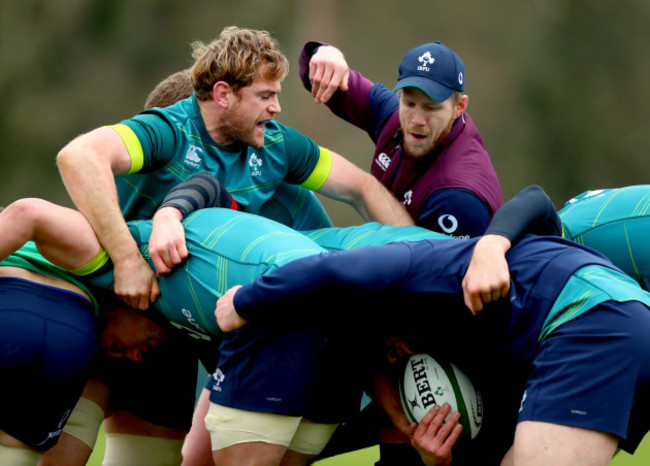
[410,109,426,125]
[127,348,143,363]
[269,97,281,115]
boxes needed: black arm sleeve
[484,185,561,242]
[159,172,237,218]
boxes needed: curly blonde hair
[191,26,288,101]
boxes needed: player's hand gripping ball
[400,353,483,439]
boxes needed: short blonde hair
[144,68,194,109]
[191,26,288,101]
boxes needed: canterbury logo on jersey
[402,190,413,206]
[184,145,203,168]
[375,152,391,171]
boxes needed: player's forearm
[158,172,237,218]
[485,185,561,242]
[320,154,413,226]
[355,176,414,226]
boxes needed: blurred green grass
[87,429,649,465]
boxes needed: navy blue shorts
[209,322,369,424]
[0,277,97,450]
[518,300,650,453]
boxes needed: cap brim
[393,76,454,103]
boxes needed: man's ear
[212,81,231,108]
[453,94,469,119]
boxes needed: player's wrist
[155,206,184,221]
[479,234,511,253]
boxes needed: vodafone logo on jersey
[438,214,469,238]
[438,214,458,234]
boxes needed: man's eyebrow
[257,89,280,96]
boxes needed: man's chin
[252,133,266,148]
[402,144,431,159]
[238,134,265,149]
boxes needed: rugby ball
[399,353,483,439]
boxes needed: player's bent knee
[102,433,184,466]
[62,397,105,449]
[204,403,302,451]
[0,444,42,466]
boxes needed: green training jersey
[79,208,325,341]
[0,242,98,313]
[304,222,449,251]
[559,185,650,290]
[109,95,331,221]
[259,183,332,231]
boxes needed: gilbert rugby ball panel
[400,353,482,439]
[451,363,483,439]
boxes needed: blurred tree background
[1,0,649,225]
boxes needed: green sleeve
[116,111,179,173]
[281,125,325,185]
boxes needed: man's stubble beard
[403,115,455,159]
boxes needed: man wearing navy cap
[299,41,502,239]
[299,39,504,465]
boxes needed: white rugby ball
[399,353,483,439]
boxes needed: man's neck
[196,99,232,146]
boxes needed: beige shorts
[204,402,339,455]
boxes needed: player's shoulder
[146,95,199,126]
[263,121,317,154]
[263,120,302,139]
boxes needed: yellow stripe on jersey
[107,124,145,174]
[301,146,332,191]
[70,249,110,276]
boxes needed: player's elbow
[56,141,81,174]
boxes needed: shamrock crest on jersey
[249,153,263,176]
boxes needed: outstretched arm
[0,198,102,270]
[215,240,451,328]
[462,185,560,314]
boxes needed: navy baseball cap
[393,42,465,103]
